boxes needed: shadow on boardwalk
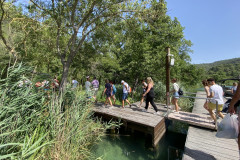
[184,147,217,160]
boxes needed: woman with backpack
[110,81,116,105]
[171,78,180,113]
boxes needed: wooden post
[166,47,170,107]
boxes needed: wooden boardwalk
[168,111,215,130]
[93,102,166,146]
[182,91,239,160]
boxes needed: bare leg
[104,97,108,106]
[139,97,144,107]
[126,99,131,106]
[172,98,179,112]
[208,109,216,121]
[217,111,224,119]
[108,97,113,106]
[112,95,116,105]
[203,101,209,110]
[122,100,125,108]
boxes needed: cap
[86,76,89,79]
[121,80,124,83]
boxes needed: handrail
[165,94,219,129]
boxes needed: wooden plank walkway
[93,102,167,146]
[168,111,215,130]
[182,91,239,160]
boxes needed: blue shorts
[112,91,116,95]
[122,93,128,100]
[173,92,179,99]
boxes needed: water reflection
[92,128,186,160]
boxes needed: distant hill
[195,58,240,81]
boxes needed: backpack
[128,86,132,93]
[178,88,183,96]
[112,85,117,93]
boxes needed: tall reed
[0,64,113,159]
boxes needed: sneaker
[164,106,172,109]
[142,109,147,112]
[154,111,161,115]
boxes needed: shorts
[106,92,111,98]
[112,91,116,95]
[122,93,128,100]
[208,102,223,111]
[173,92,179,99]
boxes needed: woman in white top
[171,78,180,112]
[202,80,210,110]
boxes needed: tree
[29,0,149,92]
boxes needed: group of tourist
[78,76,182,116]
[34,76,59,91]
[69,75,240,155]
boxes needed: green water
[92,130,186,160]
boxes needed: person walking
[85,76,92,98]
[207,78,224,122]
[142,77,160,115]
[202,80,210,110]
[91,76,99,101]
[103,79,113,107]
[72,77,79,89]
[228,81,240,157]
[171,78,180,112]
[110,81,116,105]
[139,79,148,107]
[121,80,131,108]
[231,82,238,95]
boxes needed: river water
[92,125,187,160]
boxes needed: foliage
[0,64,115,159]
[0,0,205,90]
[196,57,240,82]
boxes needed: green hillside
[196,58,240,81]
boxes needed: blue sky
[165,0,240,64]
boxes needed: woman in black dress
[142,77,160,115]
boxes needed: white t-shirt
[210,84,224,104]
[122,82,129,94]
[173,83,179,92]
